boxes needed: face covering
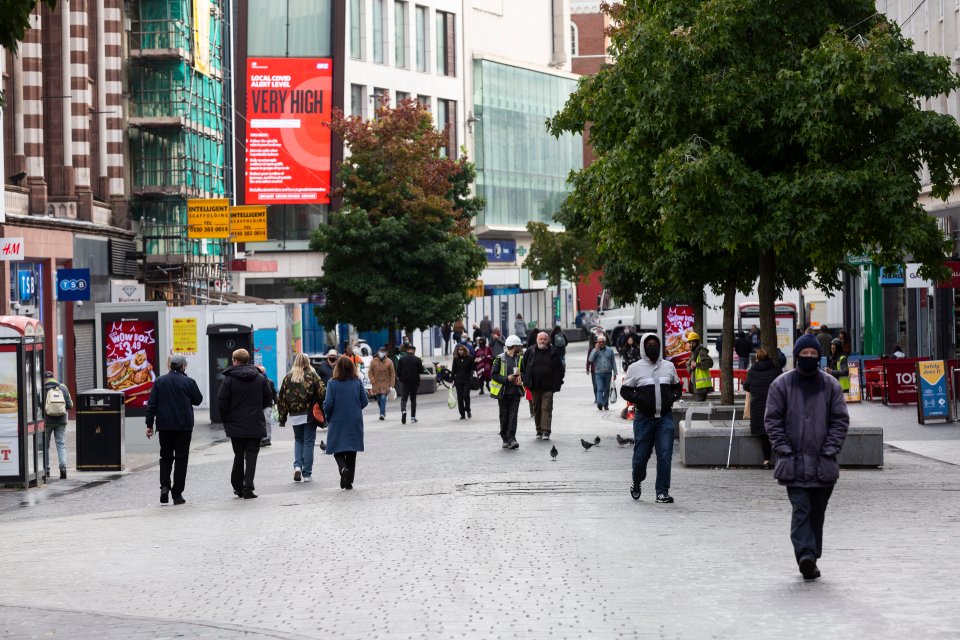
[378,351,386,359]
[644,343,660,360]
[796,356,819,375]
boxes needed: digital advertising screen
[101,313,159,415]
[245,57,333,205]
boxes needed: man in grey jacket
[588,335,617,410]
[765,333,849,581]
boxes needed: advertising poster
[845,365,862,403]
[663,304,696,367]
[193,0,211,76]
[245,57,333,205]
[187,199,230,239]
[884,360,921,404]
[253,328,279,387]
[102,314,158,414]
[229,205,268,242]
[917,361,950,422]
[0,350,20,477]
[172,318,199,355]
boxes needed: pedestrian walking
[451,344,475,419]
[685,331,714,401]
[453,319,465,345]
[588,334,617,410]
[742,348,782,469]
[480,315,492,341]
[621,334,641,372]
[520,331,565,440]
[513,314,527,339]
[474,337,494,395]
[41,371,74,480]
[323,356,369,490]
[277,353,325,483]
[145,355,202,504]
[616,326,633,353]
[368,346,396,420]
[825,339,850,393]
[622,333,682,503]
[472,323,483,343]
[490,328,506,358]
[816,324,833,355]
[396,344,422,424]
[837,329,852,356]
[734,330,753,370]
[218,349,273,499]
[749,324,761,350]
[441,322,452,355]
[315,349,337,386]
[764,333,849,581]
[491,335,524,449]
[258,366,278,447]
[551,325,567,364]
[586,326,611,399]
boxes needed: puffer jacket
[742,358,782,436]
[764,369,849,488]
[621,333,682,418]
[218,364,273,439]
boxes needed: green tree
[524,218,597,326]
[550,1,960,360]
[298,98,486,349]
[0,0,55,52]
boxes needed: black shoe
[234,488,243,498]
[509,440,519,450]
[597,404,603,410]
[799,555,819,580]
[340,467,351,489]
[379,415,385,421]
[172,494,186,505]
[655,493,674,504]
[604,405,610,411]
[467,411,472,418]
[260,438,271,447]
[761,461,771,470]
[160,487,169,504]
[59,468,67,480]
[411,417,418,423]
[630,484,641,500]
[242,489,258,499]
[402,411,407,424]
[460,415,466,420]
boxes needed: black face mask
[644,344,660,360]
[796,356,820,375]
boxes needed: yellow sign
[845,365,861,403]
[468,280,484,297]
[230,206,268,243]
[187,199,230,238]
[918,360,946,386]
[193,0,211,76]
[172,317,198,355]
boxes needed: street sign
[0,237,24,261]
[187,199,230,238]
[468,281,484,297]
[916,360,951,423]
[847,254,872,266]
[885,359,923,404]
[56,268,91,302]
[229,205,268,242]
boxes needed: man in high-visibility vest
[490,335,525,450]
[685,331,714,401]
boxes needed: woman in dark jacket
[742,348,782,469]
[621,334,641,372]
[451,344,475,419]
[323,356,368,490]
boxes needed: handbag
[270,405,280,423]
[311,401,325,425]
[388,387,397,401]
[447,385,457,409]
[609,380,619,405]
[470,374,484,391]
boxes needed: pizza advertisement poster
[103,316,158,411]
[663,304,696,365]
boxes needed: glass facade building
[473,59,582,228]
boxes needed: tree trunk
[388,319,398,356]
[693,287,706,343]
[720,278,736,405]
[758,250,779,359]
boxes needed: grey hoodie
[622,333,682,418]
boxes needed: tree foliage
[524,218,597,288]
[0,0,55,52]
[298,98,486,341]
[549,0,960,357]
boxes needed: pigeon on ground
[594,436,601,446]
[319,440,326,451]
[550,445,558,461]
[617,434,635,447]
[581,439,595,451]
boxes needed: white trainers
[303,475,313,482]
[293,467,302,482]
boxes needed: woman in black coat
[451,344,475,419]
[742,348,782,469]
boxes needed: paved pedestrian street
[2,344,959,639]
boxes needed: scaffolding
[127,0,231,305]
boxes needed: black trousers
[230,437,261,491]
[400,382,419,417]
[787,486,834,563]
[498,394,521,443]
[455,382,471,417]
[334,451,357,485]
[159,430,192,495]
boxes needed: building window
[417,94,431,111]
[415,5,428,72]
[435,11,455,76]
[396,91,411,103]
[395,1,409,68]
[350,0,363,59]
[373,0,386,64]
[570,23,579,56]
[248,0,333,57]
[372,87,389,119]
[351,83,366,118]
[437,98,457,158]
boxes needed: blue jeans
[594,371,612,407]
[632,414,674,495]
[44,425,66,471]
[376,393,388,416]
[292,424,318,477]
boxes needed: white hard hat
[505,335,523,347]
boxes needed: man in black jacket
[396,344,422,424]
[218,348,273,499]
[146,354,203,505]
[520,332,565,440]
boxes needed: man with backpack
[42,371,73,480]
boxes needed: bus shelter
[0,316,46,487]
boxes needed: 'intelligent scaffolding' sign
[187,199,230,238]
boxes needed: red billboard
[102,314,159,412]
[245,57,333,205]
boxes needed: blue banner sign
[56,268,91,301]
[479,239,516,263]
[879,265,904,287]
[916,360,950,423]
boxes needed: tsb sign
[56,268,91,302]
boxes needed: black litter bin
[76,389,125,471]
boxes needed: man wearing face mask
[621,334,682,503]
[764,333,849,581]
[588,335,617,410]
[520,331,565,440]
[367,345,396,421]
